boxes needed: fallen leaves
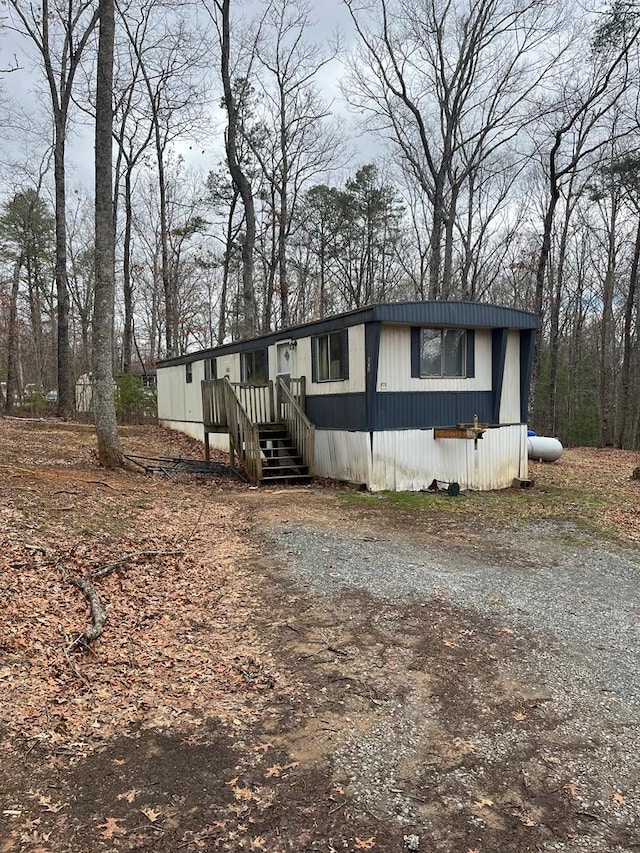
[98,816,126,839]
[140,807,162,823]
[37,796,64,814]
[354,837,376,850]
[265,761,299,778]
[612,792,627,806]
[473,797,494,809]
[117,788,141,803]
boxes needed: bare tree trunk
[617,216,640,448]
[122,168,134,372]
[4,256,23,415]
[93,0,123,468]
[219,0,256,338]
[53,126,74,417]
[599,198,617,447]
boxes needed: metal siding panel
[369,424,527,491]
[491,328,509,423]
[216,353,241,382]
[499,332,521,423]
[370,430,470,491]
[374,301,539,330]
[157,302,538,369]
[157,365,187,421]
[378,326,492,392]
[306,394,367,430]
[185,360,204,421]
[365,322,382,430]
[520,328,536,422]
[375,391,493,429]
[314,431,371,485]
[466,425,526,489]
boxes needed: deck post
[204,431,210,462]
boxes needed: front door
[276,341,296,380]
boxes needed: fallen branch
[57,625,93,688]
[60,548,185,650]
[68,575,106,649]
[92,549,184,579]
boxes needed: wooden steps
[258,423,312,485]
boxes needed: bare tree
[7,0,99,417]
[205,0,260,339]
[250,0,343,329]
[118,0,211,356]
[93,0,123,467]
[344,0,564,299]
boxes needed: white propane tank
[527,435,564,462]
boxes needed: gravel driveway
[263,516,640,852]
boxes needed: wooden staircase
[258,423,312,485]
[201,377,315,487]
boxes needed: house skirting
[159,418,527,492]
[315,425,527,491]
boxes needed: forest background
[1,0,640,449]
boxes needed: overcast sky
[0,0,364,195]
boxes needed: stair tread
[260,475,313,484]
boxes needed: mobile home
[156,301,538,491]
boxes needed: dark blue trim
[520,328,536,422]
[306,393,367,431]
[341,328,350,380]
[157,300,538,368]
[410,327,421,378]
[306,390,506,431]
[374,391,494,430]
[365,322,382,430]
[491,328,508,423]
[466,330,475,378]
[310,336,318,383]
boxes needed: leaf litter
[1,419,639,852]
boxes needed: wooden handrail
[201,378,228,428]
[202,376,313,484]
[229,382,275,424]
[276,376,314,476]
[222,378,263,484]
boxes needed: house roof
[157,300,539,368]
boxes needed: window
[204,358,216,381]
[185,363,193,384]
[313,330,349,382]
[413,328,468,378]
[241,348,267,383]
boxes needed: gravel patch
[274,520,640,707]
[267,518,640,852]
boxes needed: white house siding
[377,325,492,392]
[465,424,527,489]
[302,323,366,395]
[157,360,205,425]
[314,430,372,485]
[499,331,521,423]
[369,424,527,491]
[157,364,185,421]
[215,353,241,382]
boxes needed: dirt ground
[0,419,638,853]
